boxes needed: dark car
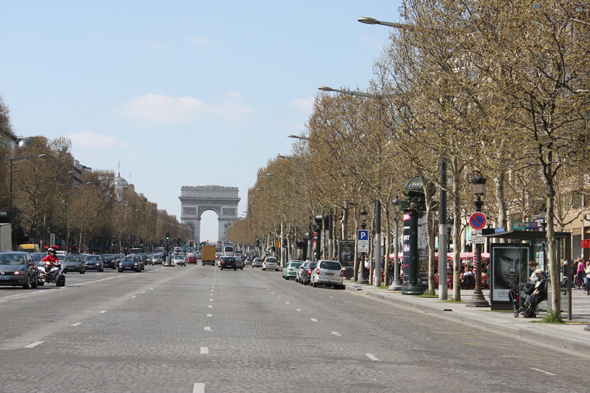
[219,256,236,271]
[101,254,119,269]
[118,256,142,272]
[0,252,39,289]
[83,255,104,271]
[300,262,316,285]
[62,255,86,274]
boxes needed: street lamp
[288,134,310,141]
[389,196,403,290]
[466,171,490,307]
[358,208,369,285]
[357,17,410,29]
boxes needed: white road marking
[71,322,81,327]
[150,288,154,290]
[208,305,213,308]
[311,318,318,322]
[285,302,290,304]
[331,331,341,336]
[141,291,146,294]
[131,296,136,299]
[296,309,301,312]
[71,276,120,286]
[209,299,213,301]
[99,310,107,314]
[24,342,43,348]
[366,354,380,361]
[204,327,211,331]
[193,383,206,393]
[200,347,209,355]
[207,314,212,317]
[330,296,334,298]
[531,368,556,376]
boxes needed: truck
[201,245,216,266]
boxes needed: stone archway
[179,185,240,244]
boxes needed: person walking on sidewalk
[576,259,586,290]
[585,262,590,295]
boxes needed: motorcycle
[40,260,66,287]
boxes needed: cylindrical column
[439,157,448,299]
[389,216,402,290]
[375,200,382,288]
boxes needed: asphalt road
[0,263,588,393]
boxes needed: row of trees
[0,100,189,253]
[227,0,590,315]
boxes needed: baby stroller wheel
[514,311,520,318]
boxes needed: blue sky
[0,0,402,242]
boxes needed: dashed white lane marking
[131,296,136,299]
[204,327,211,331]
[209,299,213,301]
[331,331,341,336]
[531,368,556,376]
[200,347,209,355]
[193,383,206,393]
[24,342,43,348]
[150,288,154,290]
[99,310,107,314]
[366,354,380,361]
[285,302,290,304]
[207,314,212,317]
[271,293,274,295]
[329,296,334,299]
[141,291,146,294]
[71,322,82,327]
[311,318,318,322]
[208,305,213,308]
[296,309,301,312]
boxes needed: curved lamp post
[389,197,403,291]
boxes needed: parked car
[252,258,263,268]
[262,257,279,271]
[187,253,197,264]
[300,262,316,285]
[0,251,39,289]
[118,255,142,272]
[310,260,345,289]
[219,255,236,271]
[282,260,302,280]
[101,254,118,269]
[62,255,86,274]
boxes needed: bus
[223,245,234,255]
[129,246,143,254]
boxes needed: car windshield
[63,256,83,262]
[289,262,302,268]
[222,257,235,262]
[85,256,101,261]
[266,259,277,263]
[0,254,28,265]
[321,262,341,270]
[29,253,46,262]
[122,257,136,262]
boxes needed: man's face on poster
[496,249,525,287]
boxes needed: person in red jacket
[41,248,60,267]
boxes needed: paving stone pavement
[0,264,588,392]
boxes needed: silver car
[252,258,263,268]
[310,260,344,289]
[262,257,279,271]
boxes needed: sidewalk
[345,282,590,356]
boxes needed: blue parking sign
[358,230,369,241]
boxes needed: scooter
[40,260,66,287]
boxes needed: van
[17,244,40,253]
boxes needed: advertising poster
[491,245,530,302]
[402,212,412,285]
[417,212,429,285]
[337,240,355,269]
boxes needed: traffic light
[166,232,169,240]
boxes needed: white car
[173,255,186,266]
[262,257,279,271]
[252,258,263,268]
[310,260,345,289]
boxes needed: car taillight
[340,270,343,277]
[288,268,293,271]
[315,268,320,274]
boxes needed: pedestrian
[576,258,586,290]
[585,262,590,295]
[364,257,370,282]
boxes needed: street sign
[469,213,487,230]
[358,230,369,252]
[471,229,485,244]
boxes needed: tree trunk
[452,157,462,301]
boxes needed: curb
[345,285,590,357]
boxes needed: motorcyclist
[41,248,60,268]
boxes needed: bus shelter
[483,230,571,311]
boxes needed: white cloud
[118,93,255,123]
[185,35,212,47]
[67,130,137,159]
[361,34,382,50]
[290,96,314,112]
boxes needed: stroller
[509,283,535,318]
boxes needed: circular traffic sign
[469,212,487,230]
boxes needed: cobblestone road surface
[0,264,588,392]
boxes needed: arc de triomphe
[179,185,240,244]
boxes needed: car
[245,257,252,265]
[219,255,236,271]
[235,256,244,270]
[84,255,104,271]
[151,254,163,264]
[138,253,149,266]
[299,262,316,285]
[174,254,186,266]
[187,253,197,264]
[118,255,142,272]
[262,257,279,271]
[252,258,263,268]
[310,260,345,289]
[283,260,302,280]
[101,254,119,269]
[0,252,39,289]
[61,255,86,274]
